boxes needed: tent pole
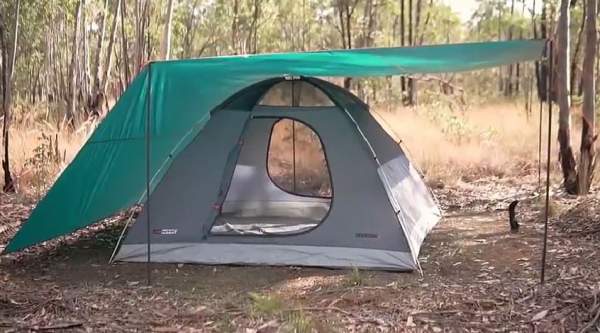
[145,63,153,286]
[540,40,553,285]
[292,80,297,192]
[537,68,543,189]
[108,208,138,264]
[293,121,297,192]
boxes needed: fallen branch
[578,304,600,333]
[31,322,83,331]
[286,306,352,316]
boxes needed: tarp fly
[5,40,546,266]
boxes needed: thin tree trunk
[418,0,433,45]
[101,0,120,96]
[67,0,83,129]
[400,0,406,94]
[406,0,414,104]
[556,0,578,193]
[576,0,597,193]
[1,0,20,193]
[247,0,260,54]
[183,0,199,58]
[231,0,239,54]
[506,0,515,96]
[536,0,550,101]
[408,0,421,105]
[120,0,130,84]
[497,3,504,93]
[93,0,109,93]
[161,0,175,60]
[81,0,92,115]
[337,0,357,89]
[571,1,586,97]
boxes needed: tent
[114,76,440,270]
[4,40,546,271]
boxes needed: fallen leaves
[0,179,599,331]
[531,309,548,322]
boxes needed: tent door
[201,115,251,239]
[208,115,333,236]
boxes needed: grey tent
[113,77,441,271]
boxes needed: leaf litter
[0,177,599,331]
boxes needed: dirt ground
[0,177,599,332]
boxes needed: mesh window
[267,119,332,197]
[258,80,335,107]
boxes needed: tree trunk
[231,0,239,54]
[536,0,550,101]
[497,3,504,93]
[161,0,175,60]
[506,0,515,96]
[81,0,92,114]
[246,0,260,54]
[571,1,586,97]
[576,0,597,194]
[556,0,578,194]
[120,0,130,84]
[0,0,21,193]
[418,0,433,45]
[406,0,414,104]
[1,0,20,193]
[337,0,357,89]
[408,0,421,105]
[67,0,83,129]
[400,0,406,94]
[101,0,121,96]
[183,0,200,58]
[93,0,109,93]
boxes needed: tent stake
[540,40,553,285]
[146,63,153,286]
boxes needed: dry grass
[372,100,562,185]
[5,103,95,197]
[3,100,583,197]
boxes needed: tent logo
[355,233,378,239]
[152,228,178,235]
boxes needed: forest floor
[0,175,599,332]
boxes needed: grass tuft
[284,310,314,333]
[248,292,285,317]
[344,266,364,287]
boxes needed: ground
[0,177,599,332]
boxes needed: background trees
[0,0,598,194]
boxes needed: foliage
[0,0,549,114]
[345,266,364,287]
[23,132,64,193]
[284,310,315,333]
[248,292,285,317]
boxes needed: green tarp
[5,40,546,253]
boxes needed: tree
[101,0,121,96]
[400,0,406,94]
[335,0,359,89]
[92,0,109,94]
[570,1,585,96]
[120,0,130,85]
[66,0,83,128]
[161,0,175,60]
[576,0,597,193]
[0,0,20,193]
[556,0,578,194]
[407,0,422,105]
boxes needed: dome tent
[4,40,546,271]
[115,76,440,270]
